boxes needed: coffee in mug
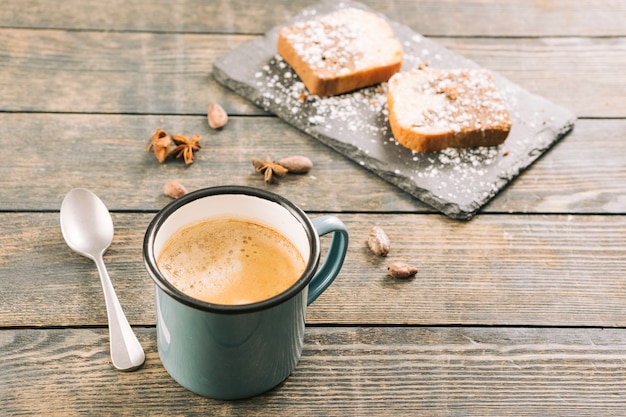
[156,217,306,305]
[143,186,349,399]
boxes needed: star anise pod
[147,128,172,163]
[252,156,288,184]
[170,134,201,165]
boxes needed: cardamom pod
[387,262,418,279]
[367,226,390,256]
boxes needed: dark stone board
[213,0,576,220]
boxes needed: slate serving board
[213,0,576,220]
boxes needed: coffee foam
[157,217,306,305]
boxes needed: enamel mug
[143,185,349,399]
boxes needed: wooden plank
[0,29,261,115]
[0,113,624,214]
[0,29,624,117]
[2,212,626,328]
[487,119,626,214]
[2,0,625,37]
[2,326,626,415]
[0,113,421,212]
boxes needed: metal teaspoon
[60,188,145,371]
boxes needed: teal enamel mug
[143,185,349,399]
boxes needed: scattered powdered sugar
[256,54,389,137]
[419,147,500,180]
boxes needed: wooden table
[1,1,625,415]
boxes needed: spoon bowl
[60,188,114,259]
[60,188,145,371]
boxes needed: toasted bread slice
[387,69,512,153]
[277,8,403,97]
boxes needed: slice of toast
[387,69,512,153]
[277,8,403,97]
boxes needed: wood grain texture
[2,326,626,415]
[0,113,623,214]
[2,212,625,327]
[0,29,623,117]
[1,0,624,414]
[0,113,421,212]
[2,0,625,37]
[0,28,260,115]
[486,119,626,214]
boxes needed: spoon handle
[94,254,146,371]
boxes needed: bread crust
[387,69,512,153]
[277,8,403,97]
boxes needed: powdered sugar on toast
[387,69,512,153]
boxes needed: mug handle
[307,216,349,305]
